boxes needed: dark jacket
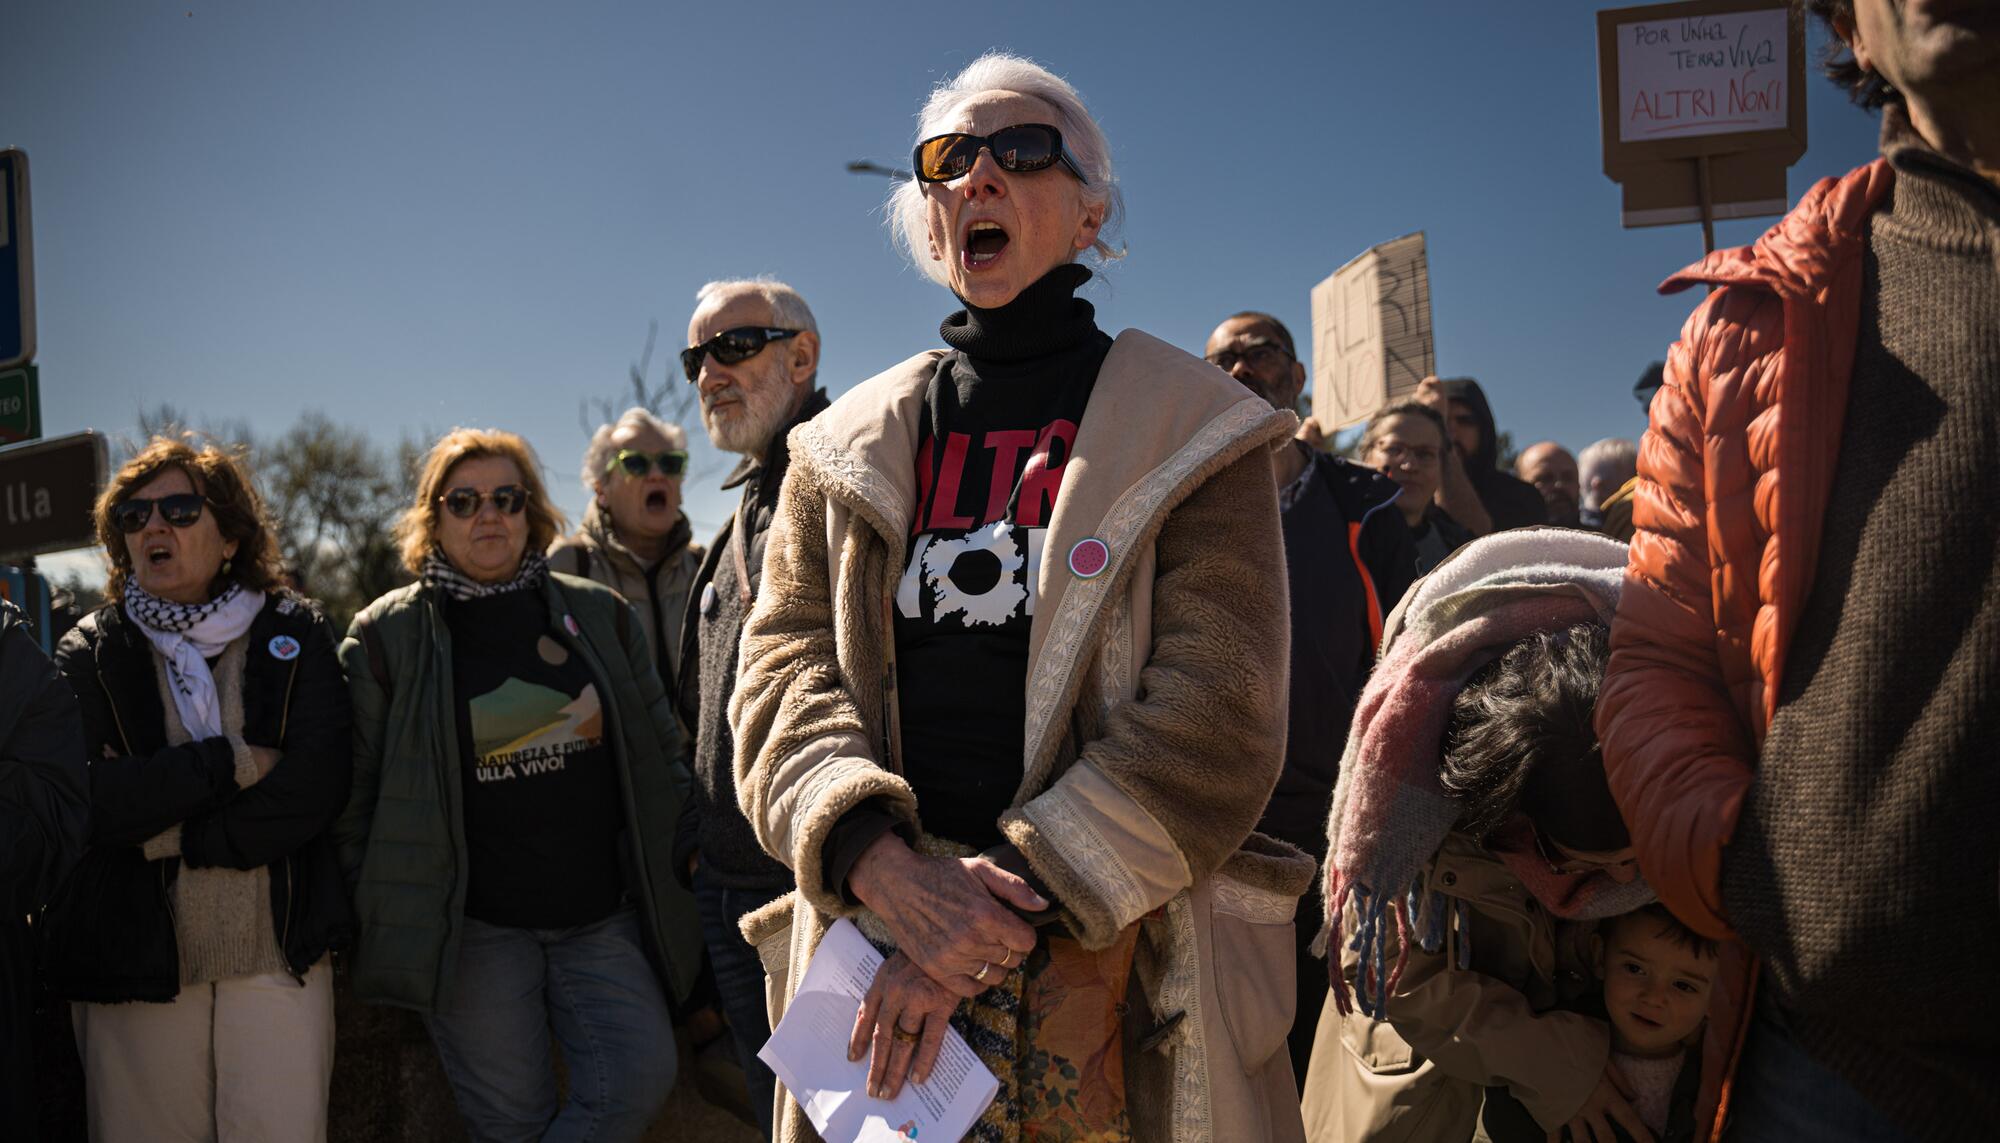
[1437,377,1549,531]
[337,573,701,1011]
[43,594,355,1002]
[676,388,830,889]
[1263,447,1415,854]
[2,599,90,1141]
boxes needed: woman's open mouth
[645,489,669,512]
[962,220,1010,269]
[145,544,173,567]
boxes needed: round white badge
[267,635,301,661]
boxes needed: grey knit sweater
[1723,107,2000,1138]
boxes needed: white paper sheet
[758,918,1000,1143]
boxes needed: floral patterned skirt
[956,925,1141,1143]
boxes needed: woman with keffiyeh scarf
[335,427,702,1143]
[48,436,353,1143]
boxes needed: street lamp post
[845,160,911,181]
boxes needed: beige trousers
[72,959,335,1143]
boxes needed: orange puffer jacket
[1598,156,1892,939]
[1596,157,1893,1139]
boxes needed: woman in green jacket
[334,427,701,1143]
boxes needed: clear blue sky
[5,0,1880,582]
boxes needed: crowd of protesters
[2,3,1994,1141]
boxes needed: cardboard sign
[1597,0,1806,230]
[1615,7,1788,142]
[1310,232,1434,433]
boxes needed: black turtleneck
[897,263,1110,851]
[824,265,1112,889]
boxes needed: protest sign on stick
[1596,0,1807,251]
[1310,231,1435,433]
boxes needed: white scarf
[122,580,266,739]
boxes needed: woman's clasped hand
[841,833,1045,1097]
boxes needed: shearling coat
[731,329,1318,1143]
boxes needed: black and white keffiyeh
[421,550,550,601]
[123,579,266,739]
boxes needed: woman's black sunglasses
[912,123,1086,185]
[608,449,689,478]
[681,327,802,383]
[439,485,529,519]
[111,493,210,534]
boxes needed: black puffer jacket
[43,593,354,1002]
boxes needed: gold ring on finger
[974,961,992,983]
[892,1021,920,1044]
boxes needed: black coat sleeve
[1359,502,1418,629]
[53,624,241,847]
[0,615,92,916]
[180,612,354,871]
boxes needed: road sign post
[0,431,107,562]
[1,148,34,371]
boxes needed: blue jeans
[695,870,786,1141]
[1724,997,1913,1143]
[425,905,676,1143]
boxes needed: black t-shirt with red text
[892,264,1111,851]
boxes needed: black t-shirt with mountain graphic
[447,588,625,928]
[891,264,1111,851]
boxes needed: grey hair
[692,277,820,337]
[582,407,688,494]
[887,52,1125,287]
[1577,437,1639,510]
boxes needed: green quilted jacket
[333,573,701,1011]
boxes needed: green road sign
[0,364,39,444]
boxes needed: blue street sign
[1,149,34,371]
[1,565,54,655]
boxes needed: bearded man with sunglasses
[550,409,704,700]
[672,277,828,1141]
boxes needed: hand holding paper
[759,919,999,1143]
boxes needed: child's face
[1598,915,1717,1058]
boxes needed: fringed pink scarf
[1317,529,1643,1018]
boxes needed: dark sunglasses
[438,485,529,519]
[913,123,1087,185]
[680,327,801,383]
[608,449,689,478]
[111,493,210,534]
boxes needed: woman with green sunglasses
[549,407,704,698]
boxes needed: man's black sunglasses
[681,327,802,383]
[111,493,210,534]
[912,123,1087,185]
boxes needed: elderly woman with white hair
[549,408,703,694]
[732,52,1313,1141]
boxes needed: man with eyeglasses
[1203,310,1416,1081]
[672,277,828,1140]
[550,408,704,699]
